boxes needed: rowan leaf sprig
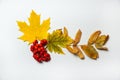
[66,30,109,60]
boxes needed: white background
[0,0,120,80]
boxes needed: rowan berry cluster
[30,39,51,63]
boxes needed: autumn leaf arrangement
[17,10,109,63]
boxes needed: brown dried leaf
[73,46,85,59]
[66,46,79,54]
[73,29,82,45]
[95,35,109,45]
[95,44,108,51]
[88,30,101,45]
[95,35,109,51]
[81,45,99,60]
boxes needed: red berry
[35,44,39,47]
[33,54,39,62]
[47,53,50,57]
[43,53,48,57]
[38,44,42,47]
[30,45,34,52]
[48,57,51,61]
[43,50,47,54]
[45,57,51,62]
[41,57,46,61]
[33,40,38,45]
[34,46,38,50]
[40,47,45,51]
[35,40,38,43]
[33,50,38,54]
[40,39,48,46]
[43,53,51,62]
[37,48,41,52]
[38,58,43,63]
[43,39,47,43]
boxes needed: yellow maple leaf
[17,10,50,44]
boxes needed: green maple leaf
[47,28,73,54]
